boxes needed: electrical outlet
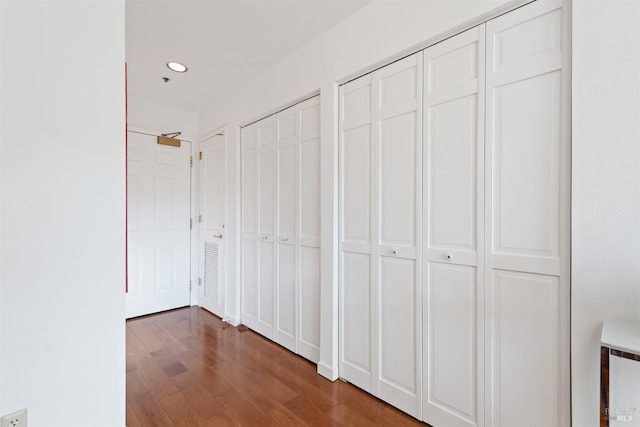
[1,409,27,427]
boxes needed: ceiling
[126,0,372,115]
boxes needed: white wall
[199,0,522,380]
[128,96,198,140]
[572,1,640,426]
[0,1,126,426]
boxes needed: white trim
[560,0,572,426]
[239,89,321,129]
[337,0,536,87]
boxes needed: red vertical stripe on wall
[125,62,128,293]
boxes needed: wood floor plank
[127,307,428,427]
[129,391,175,427]
[160,392,208,427]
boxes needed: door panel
[485,3,568,427]
[490,71,561,275]
[126,132,191,318]
[300,135,320,244]
[426,262,479,427]
[379,256,419,415]
[423,25,485,427]
[200,132,226,316]
[241,123,259,328]
[278,143,296,239]
[241,151,258,235]
[259,148,275,237]
[277,243,296,351]
[379,112,416,248]
[241,239,258,329]
[427,95,478,252]
[258,239,275,339]
[340,251,372,391]
[489,270,559,427]
[339,53,422,419]
[487,2,563,277]
[299,246,320,362]
[276,106,298,352]
[341,124,371,249]
[297,96,322,363]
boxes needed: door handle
[213,233,223,239]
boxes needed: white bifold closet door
[241,96,321,363]
[423,25,486,427]
[339,53,423,417]
[484,2,569,426]
[241,116,276,339]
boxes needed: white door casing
[126,131,191,318]
[200,131,227,317]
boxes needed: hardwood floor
[127,306,428,426]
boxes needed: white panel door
[423,25,485,427]
[376,54,422,417]
[340,73,375,393]
[258,117,276,339]
[298,96,321,363]
[242,116,277,338]
[126,132,191,318]
[241,98,320,362]
[276,106,298,352]
[200,132,226,317]
[241,123,259,330]
[339,53,422,418]
[485,2,568,426]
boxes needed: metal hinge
[190,156,193,167]
[189,280,192,291]
[198,214,203,223]
[198,278,202,287]
[190,218,192,229]
[199,151,203,160]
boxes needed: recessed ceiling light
[167,61,188,73]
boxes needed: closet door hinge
[190,156,193,168]
[189,280,192,291]
[190,218,192,229]
[198,214,203,223]
[199,151,203,160]
[198,278,202,287]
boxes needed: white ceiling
[126,0,372,114]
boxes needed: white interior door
[339,53,422,418]
[200,132,226,317]
[485,2,569,426]
[276,106,298,353]
[241,117,277,338]
[241,133,259,330]
[298,96,322,363]
[340,73,375,394]
[258,117,276,339]
[127,131,191,318]
[423,25,485,427]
